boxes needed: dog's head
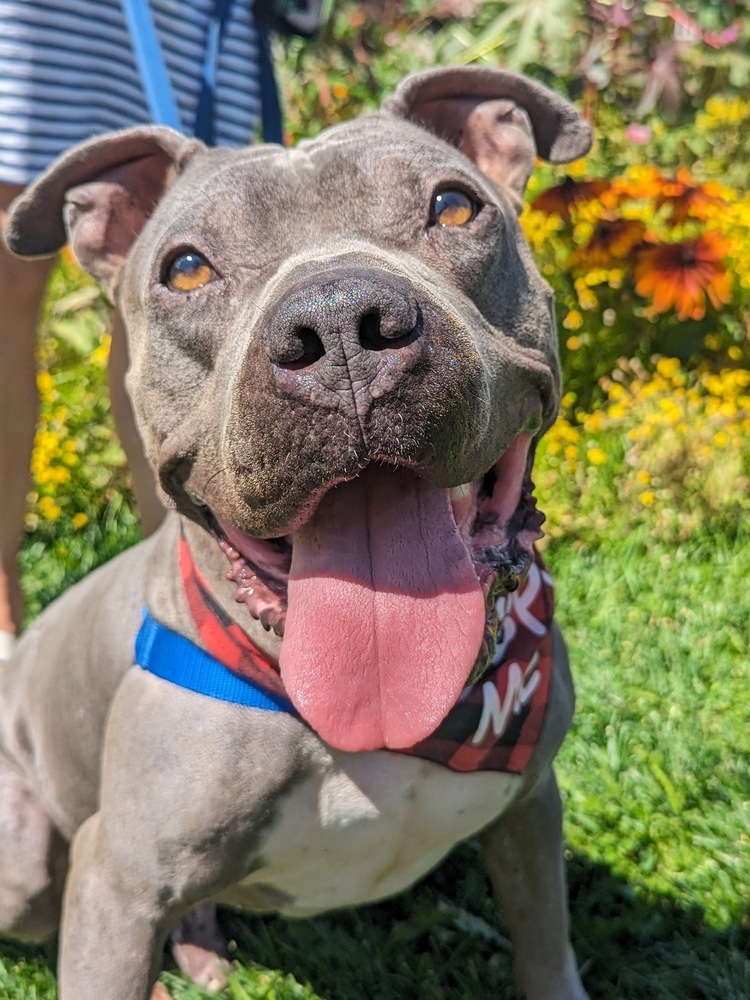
[6,67,590,753]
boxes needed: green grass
[550,530,749,999]
[5,525,748,1000]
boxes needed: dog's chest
[229,752,521,916]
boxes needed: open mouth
[193,432,544,753]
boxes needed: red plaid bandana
[178,531,554,774]
[178,532,287,700]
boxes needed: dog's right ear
[4,127,204,296]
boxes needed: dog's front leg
[478,770,589,1000]
[59,812,171,1000]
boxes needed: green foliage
[277,6,430,142]
[536,358,750,547]
[278,0,750,143]
[22,254,140,622]
[0,947,56,1000]
[433,0,580,77]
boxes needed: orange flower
[610,166,666,203]
[572,217,647,267]
[634,233,732,320]
[654,167,725,223]
[611,167,725,221]
[531,176,611,220]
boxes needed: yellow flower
[639,491,656,506]
[559,421,581,443]
[656,357,681,380]
[697,95,750,130]
[37,371,55,394]
[583,411,603,432]
[72,512,89,529]
[38,496,62,521]
[607,402,628,421]
[519,207,564,252]
[627,425,653,440]
[91,335,112,369]
[577,287,598,311]
[636,470,651,485]
[563,310,583,330]
[560,391,577,409]
[587,447,607,465]
[566,335,583,351]
[567,159,589,180]
[50,466,71,484]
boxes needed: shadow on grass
[2,846,747,1000]
[216,844,749,1000]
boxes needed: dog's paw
[170,903,231,992]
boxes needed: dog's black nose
[263,268,422,380]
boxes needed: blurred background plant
[22,252,139,615]
[279,0,750,152]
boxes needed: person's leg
[108,311,164,536]
[0,183,55,641]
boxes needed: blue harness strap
[135,609,296,713]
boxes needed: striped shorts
[0,0,264,186]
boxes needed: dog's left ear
[382,67,592,207]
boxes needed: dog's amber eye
[432,190,476,227]
[166,252,214,292]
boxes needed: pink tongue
[281,466,485,752]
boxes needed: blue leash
[120,0,283,144]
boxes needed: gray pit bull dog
[1,67,592,1000]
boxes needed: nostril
[276,327,326,371]
[360,311,387,351]
[360,308,419,351]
